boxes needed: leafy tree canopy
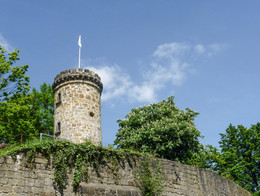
[0,45,30,101]
[31,82,54,135]
[217,123,260,195]
[0,45,54,143]
[114,96,203,164]
[190,123,260,195]
[0,83,54,143]
[0,93,35,143]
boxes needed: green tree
[0,45,54,143]
[0,45,30,101]
[0,45,32,143]
[0,94,36,143]
[31,82,54,135]
[217,123,260,195]
[187,144,224,170]
[190,123,260,195]
[0,83,54,143]
[114,96,203,163]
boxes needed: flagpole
[78,45,81,68]
[78,35,82,68]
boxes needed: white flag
[78,35,82,48]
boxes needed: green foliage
[0,45,54,143]
[0,140,165,194]
[135,157,164,196]
[187,144,224,170]
[31,82,54,135]
[190,123,260,195]
[0,83,54,143]
[114,96,203,164]
[217,123,260,195]
[0,140,150,193]
[0,94,37,143]
[0,45,30,101]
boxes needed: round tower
[52,68,103,145]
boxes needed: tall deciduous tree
[31,83,54,135]
[0,45,30,101]
[114,96,203,163]
[0,45,54,143]
[190,123,260,195]
[0,83,54,143]
[0,94,36,143]
[0,45,32,143]
[217,124,260,195]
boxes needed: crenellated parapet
[52,68,103,93]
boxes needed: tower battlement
[52,68,103,145]
[52,68,103,93]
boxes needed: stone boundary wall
[0,154,252,196]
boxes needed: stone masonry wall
[0,154,252,196]
[52,69,102,145]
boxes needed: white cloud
[85,42,225,104]
[129,84,156,103]
[85,65,133,101]
[194,44,206,55]
[0,34,13,51]
[85,64,157,103]
[153,42,190,58]
[150,43,192,86]
[194,43,227,57]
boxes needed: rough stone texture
[52,68,103,145]
[0,154,252,196]
[80,183,141,196]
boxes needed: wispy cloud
[84,42,225,104]
[153,42,191,58]
[86,65,133,101]
[194,43,227,57]
[0,34,13,51]
[150,42,191,86]
[194,44,206,55]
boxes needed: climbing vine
[135,156,164,196]
[0,140,164,195]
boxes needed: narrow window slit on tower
[58,92,61,102]
[56,92,62,106]
[55,122,61,136]
[57,122,61,131]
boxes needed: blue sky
[1,1,260,147]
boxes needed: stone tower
[52,68,103,145]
